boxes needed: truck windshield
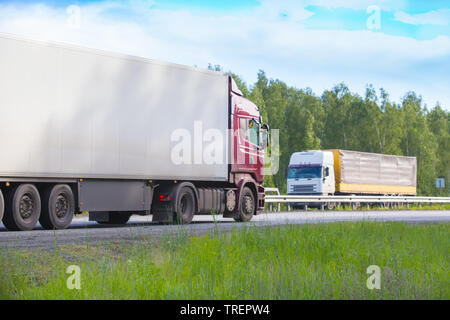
[288,167,322,179]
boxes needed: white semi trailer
[0,33,268,231]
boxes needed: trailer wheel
[175,187,195,224]
[40,184,74,230]
[234,187,255,222]
[3,184,41,231]
[0,189,4,222]
[327,202,336,210]
[351,202,361,210]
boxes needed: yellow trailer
[327,150,417,195]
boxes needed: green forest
[214,66,449,196]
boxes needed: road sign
[436,178,445,189]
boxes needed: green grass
[0,222,449,300]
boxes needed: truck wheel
[0,189,4,222]
[98,212,132,225]
[327,202,336,210]
[351,202,361,210]
[234,187,255,222]
[3,184,41,231]
[175,187,195,224]
[40,184,74,230]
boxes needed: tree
[301,110,321,150]
[400,93,438,195]
[427,105,450,195]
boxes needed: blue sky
[0,0,449,110]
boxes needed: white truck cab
[287,151,335,196]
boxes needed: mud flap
[152,203,175,223]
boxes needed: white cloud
[308,0,403,11]
[256,0,315,21]
[394,9,450,26]
[0,1,448,110]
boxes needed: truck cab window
[239,118,248,140]
[288,167,322,179]
[248,119,260,146]
[240,118,260,146]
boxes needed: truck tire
[3,184,41,231]
[351,202,361,210]
[97,212,132,225]
[40,184,75,230]
[0,189,4,222]
[234,187,255,222]
[327,202,336,210]
[175,187,195,224]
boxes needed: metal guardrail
[264,189,450,211]
[265,195,450,203]
[264,187,281,212]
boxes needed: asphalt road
[0,210,449,250]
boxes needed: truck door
[322,165,335,194]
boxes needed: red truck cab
[229,78,268,215]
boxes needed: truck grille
[291,184,315,193]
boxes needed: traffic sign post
[436,178,445,197]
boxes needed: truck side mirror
[323,167,329,182]
[260,124,269,149]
